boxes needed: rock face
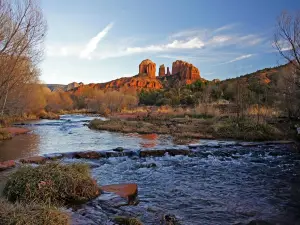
[139,59,156,79]
[172,60,201,84]
[159,64,165,77]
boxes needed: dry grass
[213,116,283,141]
[0,198,70,225]
[0,130,12,140]
[3,163,100,206]
[38,110,60,120]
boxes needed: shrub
[0,199,70,225]
[3,163,100,205]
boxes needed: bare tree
[0,0,47,115]
[274,11,300,77]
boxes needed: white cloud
[221,54,254,64]
[80,22,114,59]
[213,23,238,33]
[126,38,205,54]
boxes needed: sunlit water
[1,115,300,225]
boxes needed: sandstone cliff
[139,59,156,79]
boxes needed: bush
[0,199,70,225]
[3,163,100,205]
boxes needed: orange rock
[159,64,165,77]
[172,60,201,83]
[139,59,156,79]
[20,156,46,164]
[0,160,16,171]
[101,183,138,204]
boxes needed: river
[0,114,300,225]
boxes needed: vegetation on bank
[3,163,100,205]
[89,112,284,142]
[0,199,70,225]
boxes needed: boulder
[100,183,138,204]
[20,156,46,164]
[0,160,16,171]
[139,59,156,79]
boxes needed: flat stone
[20,156,46,164]
[101,183,138,204]
[0,160,16,171]
[74,151,102,159]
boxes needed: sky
[40,0,300,84]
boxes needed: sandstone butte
[71,59,203,94]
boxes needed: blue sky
[40,0,300,84]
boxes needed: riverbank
[88,113,290,143]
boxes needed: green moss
[114,216,143,225]
[3,163,100,206]
[0,199,70,225]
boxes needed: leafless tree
[274,11,300,78]
[0,0,47,115]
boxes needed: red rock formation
[159,64,165,77]
[139,59,156,79]
[171,60,201,84]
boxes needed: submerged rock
[113,147,124,152]
[161,214,181,225]
[113,216,143,225]
[138,162,157,168]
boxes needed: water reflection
[0,115,175,161]
[0,133,40,161]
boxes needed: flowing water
[1,115,300,225]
